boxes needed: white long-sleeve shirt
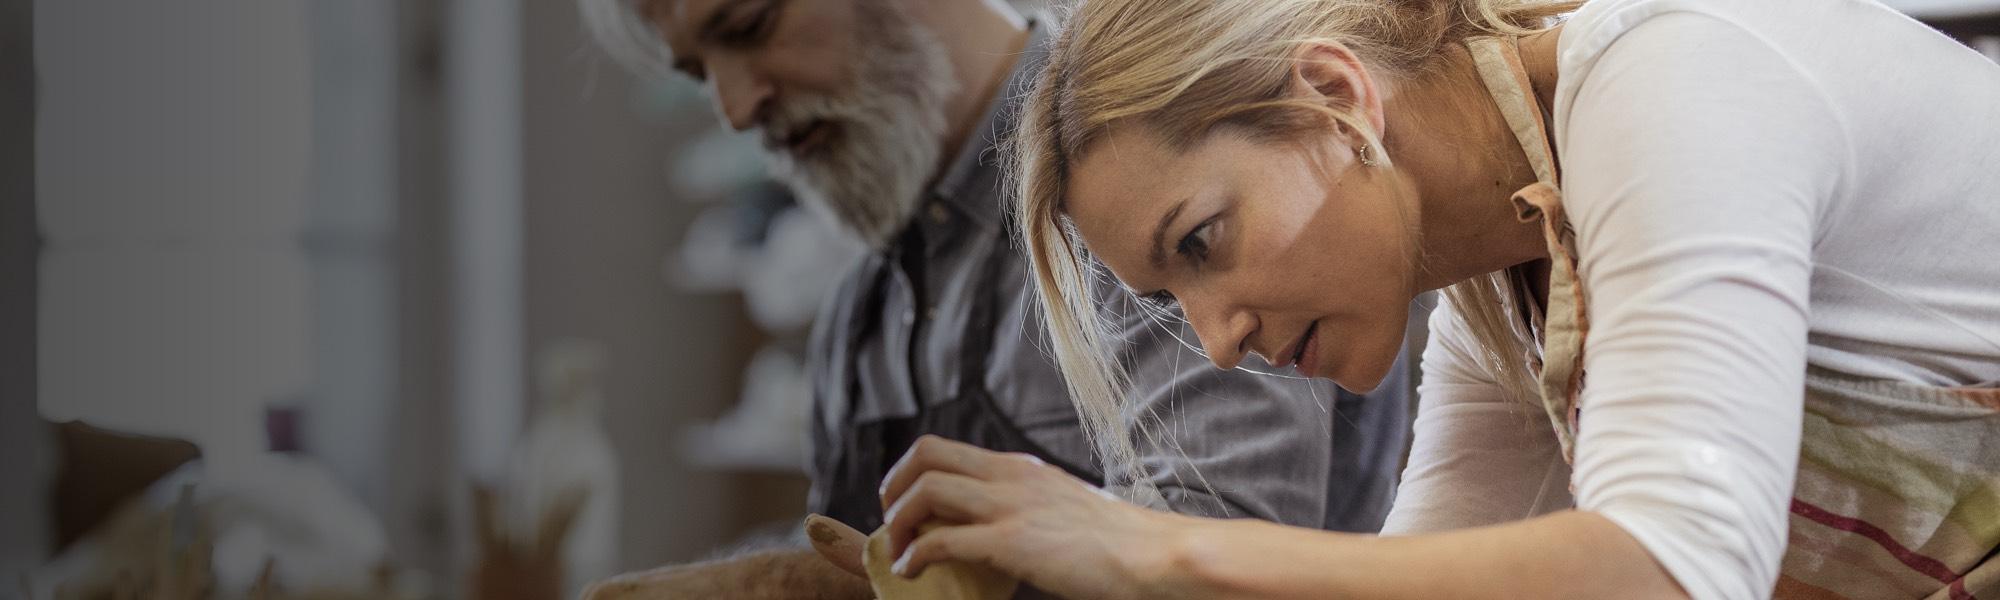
[1383,0,2000,598]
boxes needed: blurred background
[0,1,1993,599]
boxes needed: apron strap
[1467,35,1588,463]
[1467,36,1562,187]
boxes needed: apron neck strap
[1466,36,1561,186]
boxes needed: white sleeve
[1557,11,1843,600]
[1381,298,1572,534]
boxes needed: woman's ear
[1289,41,1386,142]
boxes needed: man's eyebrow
[695,0,746,43]
[1149,199,1188,271]
[635,0,666,21]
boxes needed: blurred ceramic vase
[743,209,866,334]
[680,346,814,472]
[506,339,622,599]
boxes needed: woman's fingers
[892,522,1009,579]
[804,514,869,578]
[884,470,1008,558]
[879,435,998,511]
[880,435,1052,511]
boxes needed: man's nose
[707,57,772,132]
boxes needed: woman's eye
[1177,219,1217,263]
[1141,290,1178,309]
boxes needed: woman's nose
[1179,290,1253,370]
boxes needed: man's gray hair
[578,0,675,78]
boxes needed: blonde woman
[870,0,2000,597]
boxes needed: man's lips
[769,120,832,157]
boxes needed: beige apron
[1467,35,2000,600]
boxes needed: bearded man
[576,1,1415,597]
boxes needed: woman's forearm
[1163,510,1686,600]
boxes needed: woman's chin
[1324,351,1398,395]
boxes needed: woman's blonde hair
[1011,0,1577,494]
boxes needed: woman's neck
[1381,27,1565,294]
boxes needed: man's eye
[718,3,777,43]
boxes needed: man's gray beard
[760,4,957,249]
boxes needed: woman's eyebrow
[1149,198,1188,271]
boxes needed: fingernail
[892,552,912,577]
[805,519,835,545]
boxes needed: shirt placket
[909,197,962,406]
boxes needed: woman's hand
[877,435,1201,600]
[873,438,1685,600]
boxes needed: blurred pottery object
[679,347,811,472]
[52,422,202,550]
[741,209,864,334]
[29,454,401,599]
[506,339,621,598]
[467,484,586,600]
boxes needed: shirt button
[928,202,949,225]
[902,310,916,326]
[925,308,937,321]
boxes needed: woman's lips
[1294,321,1322,379]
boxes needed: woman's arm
[876,435,1684,600]
[1551,7,1842,598]
[1171,509,1681,599]
[1380,300,1572,534]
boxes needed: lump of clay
[863,524,1018,600]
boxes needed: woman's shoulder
[1560,0,1793,50]
[1548,0,1860,194]
[1561,0,1735,78]
[1557,0,1902,80]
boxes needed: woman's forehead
[1066,129,1185,222]
[1063,127,1215,283]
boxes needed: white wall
[3,0,45,580]
[304,0,403,518]
[35,0,312,458]
[446,0,528,486]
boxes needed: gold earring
[1356,142,1380,167]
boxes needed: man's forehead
[641,0,718,64]
[647,0,724,32]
